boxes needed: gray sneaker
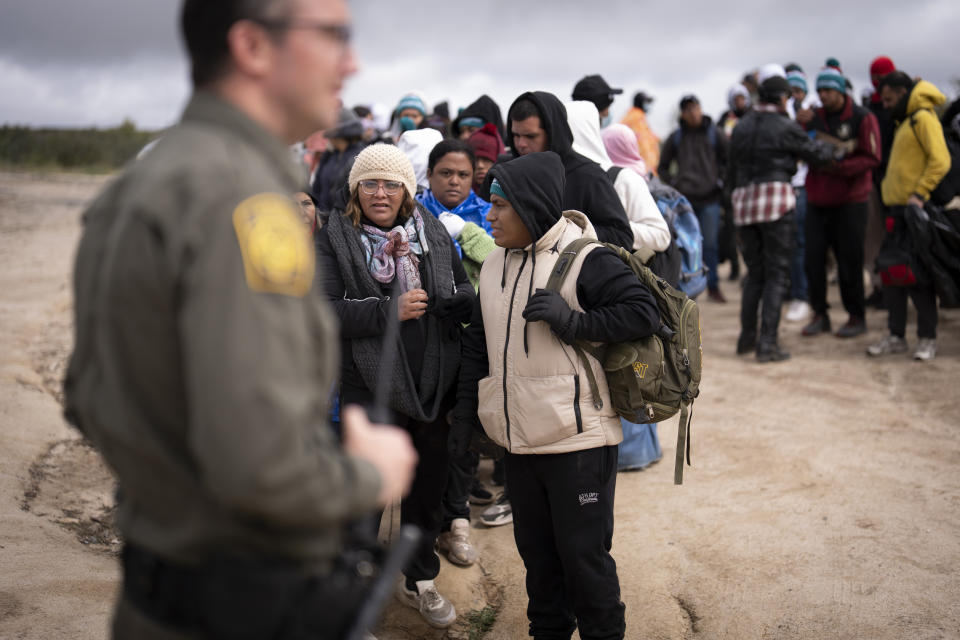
[397,579,456,628]
[437,518,478,566]
[913,338,936,361]
[866,334,908,357]
[480,492,512,527]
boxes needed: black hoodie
[505,91,633,249]
[451,94,506,143]
[456,152,660,415]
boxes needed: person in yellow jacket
[870,72,951,361]
[620,91,660,177]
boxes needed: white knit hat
[348,143,417,198]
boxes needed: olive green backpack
[545,238,702,484]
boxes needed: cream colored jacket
[476,210,623,454]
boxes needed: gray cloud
[2,0,958,136]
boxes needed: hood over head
[727,84,752,113]
[396,128,443,190]
[602,124,648,178]
[507,91,575,160]
[452,94,506,142]
[484,151,565,245]
[907,79,947,116]
[566,100,613,170]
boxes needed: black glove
[428,291,474,324]
[521,289,579,343]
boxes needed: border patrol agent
[63,1,417,638]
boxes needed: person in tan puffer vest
[452,151,660,640]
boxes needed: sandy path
[1,171,958,639]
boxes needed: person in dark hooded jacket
[452,94,506,143]
[505,91,634,250]
[310,107,366,213]
[452,151,659,640]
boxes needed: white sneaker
[913,338,936,361]
[480,492,512,527]
[866,334,908,357]
[397,579,456,628]
[437,518,478,566]
[785,300,812,323]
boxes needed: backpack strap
[674,400,693,485]
[606,166,624,183]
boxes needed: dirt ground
[1,170,959,640]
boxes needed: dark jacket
[458,152,660,419]
[451,94,506,143]
[728,106,835,190]
[311,141,365,212]
[316,206,473,424]
[506,91,633,249]
[804,95,881,206]
[658,115,727,206]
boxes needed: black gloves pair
[428,290,474,324]
[448,406,504,459]
[522,289,580,344]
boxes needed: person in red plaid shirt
[727,75,835,362]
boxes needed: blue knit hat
[786,70,808,93]
[395,94,427,117]
[816,67,845,93]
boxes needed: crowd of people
[69,1,956,637]
[288,56,957,636]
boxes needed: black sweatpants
[506,446,625,640]
[884,285,938,339]
[805,201,868,318]
[441,449,477,530]
[738,211,794,347]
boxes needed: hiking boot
[480,492,512,527]
[397,579,457,629]
[756,343,791,363]
[468,481,494,506]
[784,300,812,323]
[437,518,478,566]
[736,333,756,355]
[835,316,866,338]
[913,338,936,361]
[801,314,831,336]
[866,334,908,357]
[707,287,727,303]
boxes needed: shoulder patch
[232,193,314,297]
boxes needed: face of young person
[880,85,908,111]
[680,102,703,128]
[357,180,405,227]
[818,88,846,112]
[474,157,494,187]
[398,108,424,126]
[511,116,548,156]
[487,193,532,248]
[428,152,474,210]
[293,191,316,227]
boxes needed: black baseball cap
[679,94,700,110]
[572,74,623,110]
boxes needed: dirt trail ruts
[1,171,959,639]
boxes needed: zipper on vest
[573,374,584,434]
[502,252,528,446]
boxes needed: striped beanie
[786,70,808,93]
[395,94,427,117]
[816,66,846,93]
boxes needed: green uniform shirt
[65,91,381,567]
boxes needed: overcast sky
[2,0,958,139]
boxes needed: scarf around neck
[417,189,493,234]
[359,208,428,293]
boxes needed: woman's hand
[398,288,428,321]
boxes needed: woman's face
[293,191,315,228]
[487,193,531,248]
[428,151,474,210]
[357,179,405,227]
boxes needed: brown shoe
[707,287,727,303]
[801,314,831,336]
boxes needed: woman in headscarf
[315,143,474,630]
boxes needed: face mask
[600,114,612,129]
[399,116,417,132]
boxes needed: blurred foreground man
[64,1,417,638]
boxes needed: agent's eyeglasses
[359,180,403,196]
[255,18,352,46]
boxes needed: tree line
[0,120,159,172]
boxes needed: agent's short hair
[427,139,476,172]
[180,0,289,87]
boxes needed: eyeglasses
[359,180,403,196]
[255,18,352,46]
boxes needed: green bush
[0,120,160,172]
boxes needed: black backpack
[909,109,960,206]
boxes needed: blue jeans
[696,201,722,289]
[790,187,808,300]
[617,420,662,470]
